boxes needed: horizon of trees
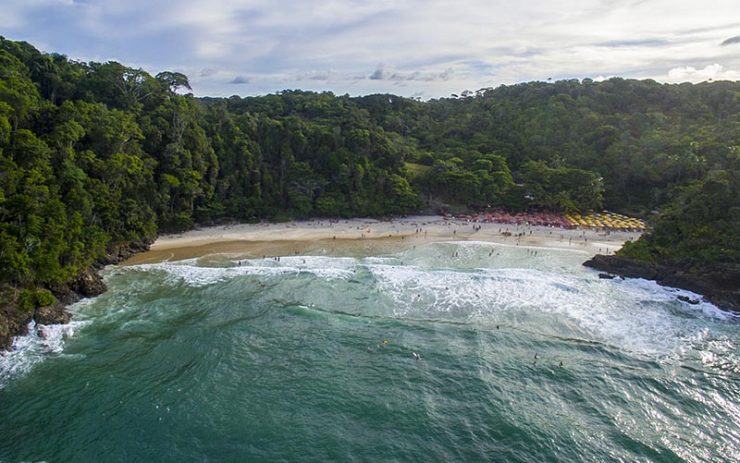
[1,36,738,293]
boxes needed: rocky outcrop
[0,288,34,351]
[98,240,152,266]
[34,303,72,325]
[0,239,151,351]
[584,254,740,313]
[69,270,107,298]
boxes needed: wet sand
[124,215,641,265]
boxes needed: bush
[18,288,57,312]
[617,239,656,263]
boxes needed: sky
[2,0,740,98]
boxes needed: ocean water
[1,242,738,462]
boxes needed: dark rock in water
[585,255,659,280]
[1,238,152,351]
[70,240,152,298]
[598,273,616,279]
[584,255,740,313]
[677,295,701,305]
[48,283,81,305]
[35,303,72,325]
[0,288,34,350]
[70,270,107,298]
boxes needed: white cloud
[2,0,740,97]
[666,64,740,82]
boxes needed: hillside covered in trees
[0,37,738,320]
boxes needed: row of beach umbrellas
[565,212,646,230]
[455,211,577,228]
[449,210,646,231]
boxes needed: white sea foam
[459,239,591,254]
[616,278,736,320]
[362,256,400,265]
[365,261,734,359]
[0,319,89,388]
[122,249,738,362]
[134,255,356,287]
[3,247,735,388]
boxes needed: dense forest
[0,37,738,298]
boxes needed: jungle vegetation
[0,37,738,292]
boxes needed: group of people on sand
[451,211,575,228]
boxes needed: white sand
[125,215,641,265]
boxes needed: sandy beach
[123,215,642,265]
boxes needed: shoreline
[124,215,641,265]
[1,216,641,352]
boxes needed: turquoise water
[1,242,738,462]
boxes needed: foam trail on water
[121,250,736,362]
[11,245,729,388]
[0,319,88,388]
[366,262,735,359]
[617,278,736,320]
[460,239,592,254]
[133,256,356,287]
[126,251,735,361]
